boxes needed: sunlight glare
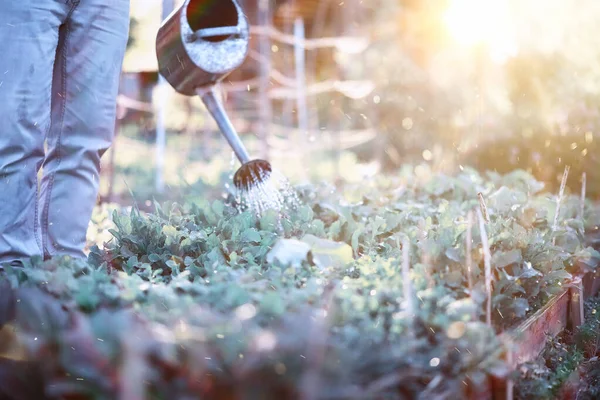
[444,0,517,62]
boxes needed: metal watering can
[156,0,270,189]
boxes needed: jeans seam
[42,5,78,259]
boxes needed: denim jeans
[0,0,130,263]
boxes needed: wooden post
[282,5,295,132]
[294,19,308,140]
[155,0,175,194]
[593,272,600,299]
[294,18,308,179]
[257,0,272,160]
[107,103,124,203]
[308,0,329,143]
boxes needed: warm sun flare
[443,0,518,61]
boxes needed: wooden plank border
[492,275,591,400]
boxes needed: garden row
[0,165,599,399]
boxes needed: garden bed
[1,167,600,399]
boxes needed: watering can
[155,0,297,213]
[155,0,265,180]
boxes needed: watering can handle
[192,26,243,41]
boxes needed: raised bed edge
[491,273,600,400]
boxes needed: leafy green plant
[1,167,599,399]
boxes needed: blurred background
[101,0,600,209]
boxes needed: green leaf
[510,298,530,318]
[544,270,572,283]
[298,205,314,222]
[445,247,462,262]
[166,259,179,271]
[152,269,164,278]
[126,256,139,271]
[329,220,342,240]
[259,292,285,316]
[492,250,522,269]
[553,231,581,254]
[241,229,261,243]
[520,264,543,279]
[351,230,362,254]
[259,211,279,231]
[212,201,225,217]
[488,186,527,214]
[162,225,179,246]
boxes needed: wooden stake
[580,172,587,222]
[569,277,585,329]
[466,210,474,295]
[552,165,570,244]
[478,192,490,224]
[402,236,414,317]
[418,220,434,288]
[477,208,493,326]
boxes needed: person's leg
[0,1,70,264]
[39,0,130,259]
